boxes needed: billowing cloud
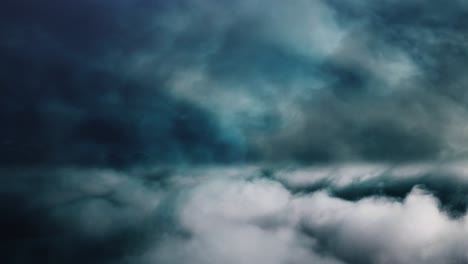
[2,0,468,165]
[3,164,468,263]
[3,0,468,263]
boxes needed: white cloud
[145,165,468,264]
[5,164,468,264]
[295,188,468,263]
[147,177,345,264]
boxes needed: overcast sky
[2,1,468,263]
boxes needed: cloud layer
[2,0,468,166]
[3,0,468,263]
[3,164,468,264]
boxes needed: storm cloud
[2,0,468,263]
[2,0,468,165]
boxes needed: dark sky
[2,1,468,264]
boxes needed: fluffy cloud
[296,188,468,264]
[147,164,468,264]
[3,164,468,264]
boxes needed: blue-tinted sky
[2,1,468,263]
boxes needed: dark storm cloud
[0,0,246,166]
[0,167,181,264]
[4,0,468,166]
[122,0,468,163]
